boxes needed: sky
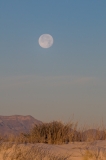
[0,0,106,125]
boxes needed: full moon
[38,34,53,48]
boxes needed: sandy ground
[0,140,106,160]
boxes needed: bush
[30,121,78,144]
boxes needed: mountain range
[0,115,42,136]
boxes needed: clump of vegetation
[29,121,78,144]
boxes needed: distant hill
[0,115,42,136]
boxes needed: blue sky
[0,0,106,124]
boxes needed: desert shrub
[29,121,78,144]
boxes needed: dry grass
[29,121,78,144]
[0,142,72,160]
[82,146,106,160]
[29,121,106,144]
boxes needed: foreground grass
[0,142,72,160]
[0,141,106,160]
[82,147,106,160]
